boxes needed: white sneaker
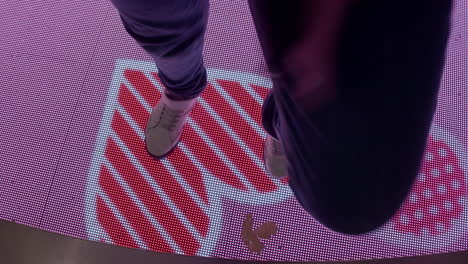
[145,92,198,159]
[263,134,288,179]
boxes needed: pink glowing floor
[0,0,467,262]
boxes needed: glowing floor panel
[0,0,467,262]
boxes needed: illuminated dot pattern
[391,137,467,236]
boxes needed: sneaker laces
[160,105,184,131]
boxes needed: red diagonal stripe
[216,79,265,132]
[212,80,278,190]
[166,147,210,203]
[189,84,277,192]
[179,122,249,190]
[117,83,209,203]
[250,84,271,103]
[117,83,148,129]
[110,111,210,236]
[124,69,158,106]
[104,137,201,254]
[150,72,248,190]
[218,80,290,186]
[123,70,210,201]
[96,196,138,249]
[213,79,264,160]
[99,164,172,253]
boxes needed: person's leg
[252,1,306,142]
[110,0,210,100]
[249,0,453,234]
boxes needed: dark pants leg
[111,0,454,235]
[110,0,210,101]
[249,0,453,234]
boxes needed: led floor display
[0,0,466,262]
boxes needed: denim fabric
[111,0,453,234]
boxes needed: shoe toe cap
[265,156,288,179]
[145,130,174,156]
